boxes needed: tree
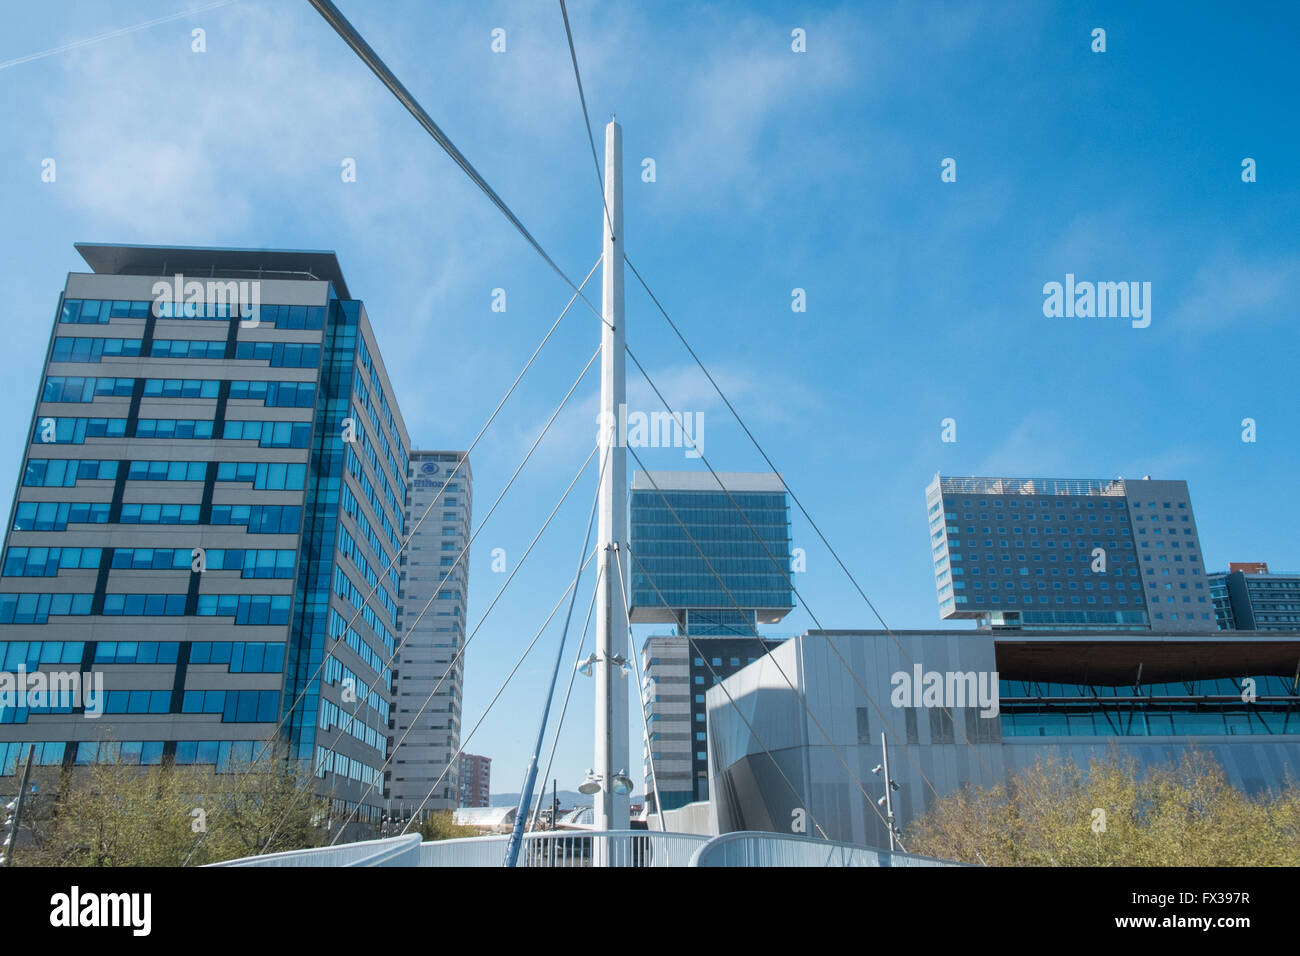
[15,742,326,866]
[905,747,1300,866]
[418,810,477,841]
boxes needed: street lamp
[578,770,602,795]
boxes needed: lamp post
[871,732,902,852]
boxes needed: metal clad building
[708,629,1300,849]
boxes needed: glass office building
[1209,563,1300,632]
[630,470,795,812]
[0,243,409,831]
[926,474,1211,632]
[629,470,794,634]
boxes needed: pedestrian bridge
[210,830,962,867]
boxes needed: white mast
[594,117,629,833]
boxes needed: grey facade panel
[708,628,1300,850]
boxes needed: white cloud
[1169,248,1300,335]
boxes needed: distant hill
[490,790,645,809]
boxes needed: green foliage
[418,810,477,841]
[14,747,326,867]
[905,748,1300,866]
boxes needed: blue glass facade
[629,473,794,632]
[0,246,411,830]
[1000,676,1300,736]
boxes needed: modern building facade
[0,243,410,831]
[389,450,471,818]
[707,628,1300,849]
[630,471,794,634]
[457,751,490,808]
[1210,563,1300,632]
[641,633,783,811]
[927,474,1211,632]
[630,471,795,812]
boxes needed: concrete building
[389,450,471,819]
[926,474,1211,632]
[0,243,410,831]
[707,628,1300,849]
[641,633,783,811]
[458,751,490,807]
[630,471,795,812]
[1210,563,1300,632]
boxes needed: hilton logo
[420,461,440,476]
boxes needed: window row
[43,376,135,402]
[110,547,296,578]
[13,501,110,530]
[51,335,323,368]
[180,689,280,723]
[196,593,292,625]
[22,458,118,487]
[94,641,180,664]
[0,640,86,669]
[189,641,286,673]
[0,592,94,624]
[36,417,126,443]
[12,500,296,531]
[228,380,316,407]
[3,546,102,576]
[60,298,326,330]
[223,419,312,448]
[100,689,172,714]
[211,504,302,534]
[50,337,142,362]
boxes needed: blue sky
[1,0,1297,802]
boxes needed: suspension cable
[331,442,603,842]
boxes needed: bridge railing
[419,830,710,867]
[207,829,963,867]
[207,832,422,867]
[688,831,966,867]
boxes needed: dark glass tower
[630,471,795,812]
[926,474,1212,632]
[629,471,794,634]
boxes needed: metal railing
[420,830,709,867]
[207,829,962,867]
[935,476,1128,498]
[689,831,965,867]
[208,832,422,867]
